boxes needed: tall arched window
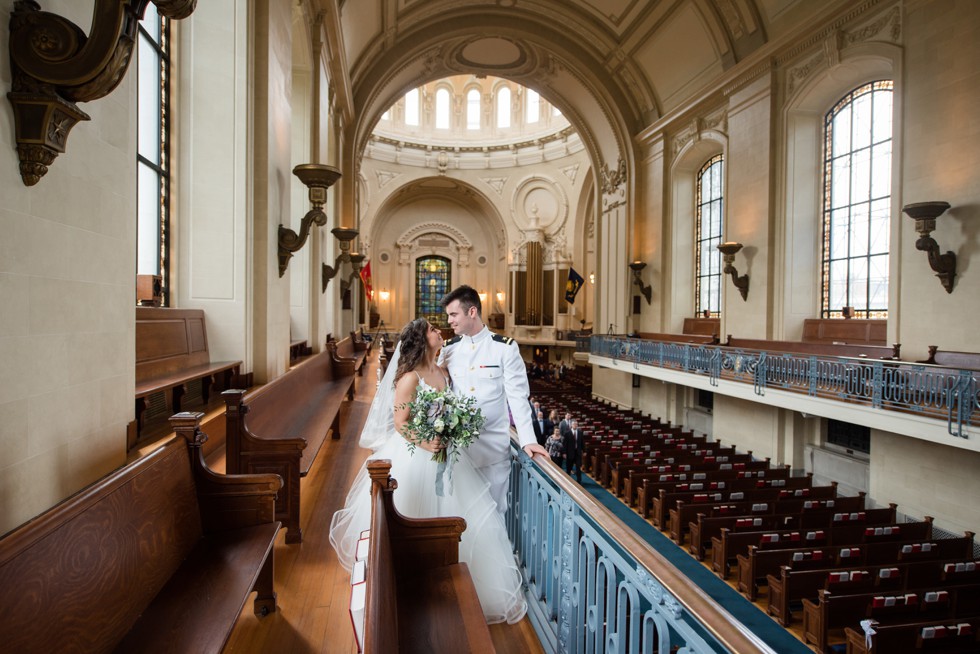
[405,88,420,126]
[526,88,540,123]
[466,89,481,130]
[416,256,451,326]
[696,155,724,316]
[435,88,451,129]
[137,3,171,305]
[496,87,511,128]
[822,80,893,318]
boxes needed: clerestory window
[136,3,171,305]
[821,80,894,319]
[696,155,723,317]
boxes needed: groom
[440,285,548,514]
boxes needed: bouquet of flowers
[401,386,485,463]
[400,386,485,495]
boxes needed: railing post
[872,361,884,409]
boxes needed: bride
[329,318,528,625]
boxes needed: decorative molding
[721,60,772,98]
[599,157,627,195]
[560,164,579,183]
[775,0,889,66]
[671,108,729,159]
[716,0,747,39]
[786,53,824,99]
[375,169,400,188]
[6,0,197,185]
[842,5,901,47]
[481,176,507,195]
[785,5,901,99]
[395,221,473,268]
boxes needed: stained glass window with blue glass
[416,257,451,326]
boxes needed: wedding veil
[358,341,401,451]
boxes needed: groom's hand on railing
[522,443,549,459]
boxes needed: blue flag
[565,267,585,304]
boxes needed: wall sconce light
[902,201,956,293]
[379,289,391,302]
[496,291,505,304]
[628,261,652,304]
[322,227,361,292]
[589,272,595,285]
[478,291,488,304]
[278,164,342,277]
[339,252,366,297]
[717,242,749,301]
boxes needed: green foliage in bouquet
[400,385,485,463]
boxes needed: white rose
[434,418,445,432]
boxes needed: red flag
[360,260,373,302]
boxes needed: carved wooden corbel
[6,0,197,186]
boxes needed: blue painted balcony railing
[507,444,776,654]
[589,335,979,438]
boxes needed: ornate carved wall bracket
[279,164,342,277]
[7,0,197,185]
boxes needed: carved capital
[7,91,89,185]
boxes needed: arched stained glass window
[435,88,450,129]
[405,88,420,126]
[696,155,724,316]
[822,80,893,318]
[496,87,511,128]
[466,89,480,130]
[416,256,451,326]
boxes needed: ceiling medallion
[449,37,537,76]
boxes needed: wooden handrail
[514,435,778,654]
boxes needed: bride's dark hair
[394,318,432,383]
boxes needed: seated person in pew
[330,319,527,624]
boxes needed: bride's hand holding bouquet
[399,386,485,496]
[400,386,485,463]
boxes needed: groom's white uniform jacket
[441,326,537,468]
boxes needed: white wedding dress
[329,350,527,625]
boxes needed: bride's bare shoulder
[394,369,421,398]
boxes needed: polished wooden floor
[216,354,544,653]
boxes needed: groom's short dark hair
[441,285,482,316]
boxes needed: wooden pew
[223,343,356,543]
[334,333,369,377]
[844,615,980,654]
[363,460,495,653]
[919,346,980,371]
[737,534,976,601]
[636,331,718,345]
[0,413,281,654]
[651,482,838,530]
[135,306,242,446]
[715,518,933,581]
[630,457,772,511]
[769,557,980,626]
[689,503,892,562]
[803,583,980,654]
[669,474,816,544]
[683,317,721,338]
[802,318,887,345]
[725,336,900,361]
[289,338,311,362]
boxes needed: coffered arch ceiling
[325,0,788,155]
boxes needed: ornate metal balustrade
[590,336,979,438]
[507,445,776,654]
